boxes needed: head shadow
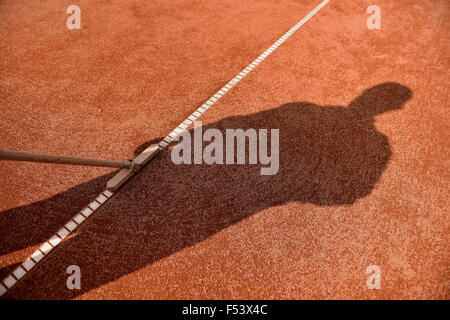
[0,82,411,298]
[347,82,412,117]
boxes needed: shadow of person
[0,82,412,299]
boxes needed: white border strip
[0,190,114,297]
[0,0,329,298]
[157,0,330,150]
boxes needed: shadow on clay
[0,82,412,298]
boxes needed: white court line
[0,0,329,298]
[0,189,114,297]
[157,0,330,150]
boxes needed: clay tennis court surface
[0,0,449,299]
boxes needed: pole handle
[0,150,131,169]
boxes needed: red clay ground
[0,0,449,299]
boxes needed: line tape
[0,0,329,298]
[155,0,329,151]
[0,189,114,297]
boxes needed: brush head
[106,144,159,192]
